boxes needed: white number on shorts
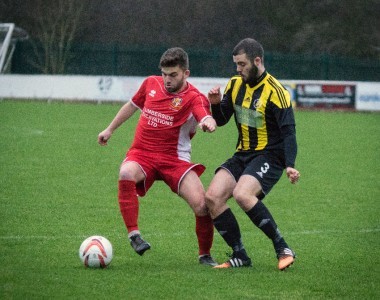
[256,162,269,178]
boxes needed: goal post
[0,23,15,73]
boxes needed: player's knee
[232,188,248,205]
[119,170,129,180]
[205,189,218,209]
[194,204,208,216]
[119,161,144,181]
[119,169,136,181]
[187,196,207,216]
[233,188,259,209]
[182,189,208,216]
[204,190,212,205]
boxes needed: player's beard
[243,64,259,84]
[165,75,186,93]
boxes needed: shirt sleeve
[281,124,297,168]
[272,99,297,167]
[192,93,212,122]
[131,77,149,109]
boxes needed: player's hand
[286,167,300,184]
[98,129,112,146]
[208,86,222,105]
[199,117,216,132]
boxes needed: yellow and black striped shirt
[211,71,297,166]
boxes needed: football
[79,236,113,268]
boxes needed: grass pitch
[1,100,379,299]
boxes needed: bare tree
[2,0,378,73]
[30,0,88,74]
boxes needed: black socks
[213,208,249,259]
[213,202,288,259]
[246,201,288,250]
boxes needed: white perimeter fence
[0,74,379,111]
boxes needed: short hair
[232,38,264,62]
[159,47,189,70]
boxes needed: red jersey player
[98,47,218,266]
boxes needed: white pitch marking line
[0,228,379,240]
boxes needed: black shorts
[217,151,285,199]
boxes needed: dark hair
[232,38,264,62]
[159,47,189,70]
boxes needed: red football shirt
[129,76,211,161]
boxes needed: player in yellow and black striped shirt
[205,38,300,270]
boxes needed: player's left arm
[281,123,300,184]
[193,94,217,133]
[271,87,300,184]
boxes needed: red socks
[118,180,214,255]
[196,215,214,256]
[118,180,139,233]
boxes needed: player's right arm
[208,83,234,127]
[98,101,138,145]
[207,86,222,105]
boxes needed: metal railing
[10,41,380,81]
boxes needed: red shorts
[122,149,205,197]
